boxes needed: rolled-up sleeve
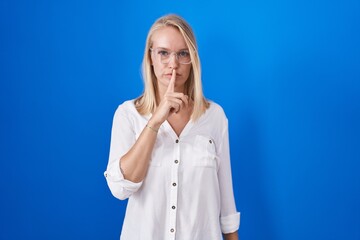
[104,105,143,200]
[220,212,241,234]
[217,117,241,233]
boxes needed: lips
[164,73,181,77]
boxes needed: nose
[168,53,179,69]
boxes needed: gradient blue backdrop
[1,0,359,239]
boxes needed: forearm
[223,231,239,240]
[121,70,184,183]
[119,119,160,182]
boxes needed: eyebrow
[156,47,189,51]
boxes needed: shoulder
[115,99,136,113]
[199,100,228,127]
[207,100,227,119]
[113,99,139,119]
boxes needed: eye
[178,50,190,58]
[158,50,169,56]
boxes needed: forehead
[151,26,188,50]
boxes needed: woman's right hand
[149,69,189,127]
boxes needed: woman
[104,14,240,240]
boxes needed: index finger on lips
[166,69,176,93]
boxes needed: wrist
[147,118,162,130]
[145,124,159,133]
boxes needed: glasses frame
[150,47,192,65]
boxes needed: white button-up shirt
[104,100,240,240]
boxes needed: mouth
[165,73,181,78]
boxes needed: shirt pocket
[192,135,217,168]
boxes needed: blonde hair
[135,14,209,121]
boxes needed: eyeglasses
[150,48,192,65]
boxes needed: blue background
[1,0,359,239]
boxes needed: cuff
[104,160,143,199]
[220,212,241,234]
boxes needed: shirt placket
[169,138,180,239]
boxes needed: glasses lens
[153,48,191,65]
[178,50,191,64]
[155,49,169,64]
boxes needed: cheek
[183,66,192,79]
[152,63,163,79]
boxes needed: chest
[167,113,191,137]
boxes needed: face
[150,26,192,93]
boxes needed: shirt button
[209,139,212,144]
[174,160,179,164]
[172,183,177,187]
[172,206,176,209]
[170,228,175,233]
[175,139,179,143]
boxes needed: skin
[120,26,191,184]
[119,26,238,240]
[150,26,192,137]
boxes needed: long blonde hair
[135,14,209,121]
